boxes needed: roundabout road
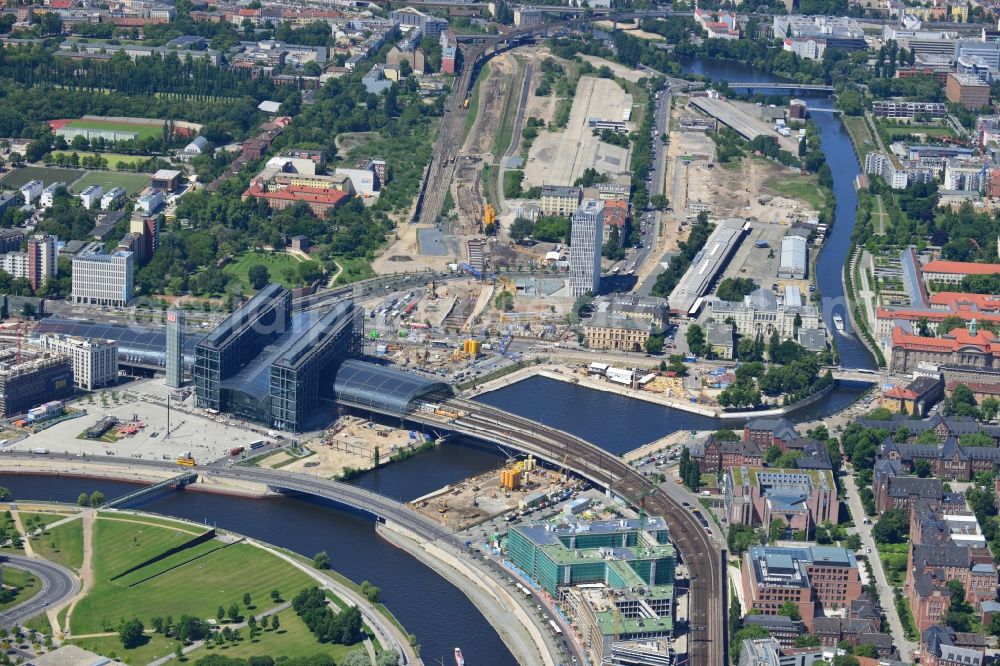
[0,553,79,628]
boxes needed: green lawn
[0,567,41,613]
[25,613,52,636]
[70,520,315,635]
[69,171,151,196]
[842,115,875,159]
[224,250,305,292]
[20,511,71,529]
[73,633,180,666]
[31,519,84,572]
[0,166,85,189]
[186,608,365,663]
[112,538,224,587]
[331,256,375,286]
[62,119,165,141]
[764,173,825,211]
[50,152,150,171]
[96,512,202,531]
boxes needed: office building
[954,38,1000,73]
[741,545,862,631]
[539,185,582,216]
[151,169,182,191]
[726,466,838,533]
[922,260,1000,286]
[136,191,164,215]
[706,321,736,359]
[165,309,184,388]
[946,73,990,108]
[79,184,103,209]
[35,333,117,390]
[71,242,134,308]
[707,287,820,340]
[583,295,668,351]
[26,234,58,292]
[0,348,74,418]
[889,324,1000,375]
[390,6,447,38]
[569,199,604,297]
[193,285,364,431]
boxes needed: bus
[249,439,267,450]
[548,620,562,636]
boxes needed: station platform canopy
[333,359,453,416]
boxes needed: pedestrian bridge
[725,82,834,92]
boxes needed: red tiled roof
[877,306,1000,326]
[929,291,1000,312]
[603,200,627,228]
[884,386,917,400]
[245,184,348,207]
[891,325,1000,353]
[922,260,1000,275]
[947,381,1000,396]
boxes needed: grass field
[331,256,375,286]
[30,519,84,572]
[0,567,40,614]
[842,115,876,160]
[62,118,164,141]
[69,171,151,196]
[26,613,52,636]
[97,512,203,531]
[70,519,314,635]
[73,633,179,666]
[50,151,149,171]
[186,607,365,663]
[113,538,224,587]
[224,250,304,292]
[763,172,826,211]
[20,511,69,529]
[0,166,85,189]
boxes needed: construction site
[410,453,584,531]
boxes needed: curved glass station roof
[34,317,203,367]
[334,359,453,416]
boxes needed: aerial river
[5,57,874,666]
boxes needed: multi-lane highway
[0,553,79,628]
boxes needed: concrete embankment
[377,521,558,666]
[621,430,711,464]
[469,364,840,421]
[0,458,272,497]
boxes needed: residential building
[946,73,990,109]
[100,187,125,210]
[871,100,947,119]
[583,295,668,351]
[706,321,735,359]
[539,185,582,216]
[20,180,43,206]
[864,151,910,189]
[601,199,627,242]
[22,235,54,293]
[783,37,825,59]
[695,8,739,39]
[0,348,73,418]
[513,7,543,27]
[40,182,66,208]
[440,28,456,74]
[0,252,27,280]
[135,191,164,215]
[726,467,838,533]
[35,333,117,390]
[390,6,447,39]
[569,199,604,298]
[71,242,134,308]
[943,158,986,192]
[880,375,944,416]
[75,181,104,209]
[778,234,807,279]
[741,545,862,631]
[707,287,821,340]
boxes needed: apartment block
[35,333,117,390]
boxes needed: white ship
[833,313,845,334]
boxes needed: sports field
[60,118,165,141]
[70,171,151,196]
[0,166,85,189]
[50,151,148,171]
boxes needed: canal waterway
[3,56,875,666]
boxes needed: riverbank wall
[378,521,559,666]
[468,364,839,420]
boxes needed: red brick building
[242,184,348,217]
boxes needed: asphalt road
[0,553,79,628]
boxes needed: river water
[5,57,873,666]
